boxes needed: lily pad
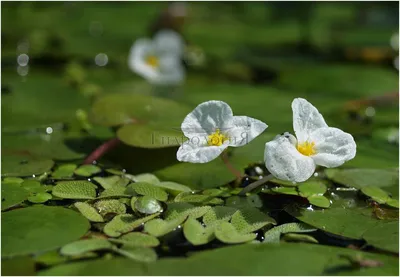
[363,221,399,253]
[214,221,257,244]
[109,232,160,248]
[231,208,276,234]
[60,239,112,256]
[74,202,104,222]
[114,246,157,263]
[103,213,160,237]
[52,181,97,199]
[282,233,318,244]
[98,186,131,198]
[93,176,122,189]
[174,192,222,205]
[183,218,215,246]
[2,206,90,257]
[52,164,78,179]
[361,187,391,204]
[144,215,187,237]
[298,181,327,198]
[386,198,399,208]
[93,199,127,216]
[269,186,298,196]
[21,180,42,192]
[263,223,317,243]
[154,181,192,196]
[74,165,101,177]
[165,203,211,220]
[203,206,238,226]
[2,156,54,177]
[134,196,163,214]
[225,194,263,208]
[27,192,52,204]
[132,173,160,185]
[2,177,24,185]
[1,184,29,210]
[2,256,36,276]
[308,195,331,208]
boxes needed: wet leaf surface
[60,238,112,256]
[1,184,30,211]
[52,181,97,199]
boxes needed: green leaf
[21,180,42,192]
[34,250,68,266]
[282,233,318,244]
[361,186,391,204]
[132,173,160,185]
[263,223,317,243]
[165,203,211,220]
[386,198,399,208]
[109,232,160,248]
[60,239,112,256]
[113,246,157,263]
[203,206,238,226]
[174,192,220,205]
[134,196,163,214]
[2,177,24,185]
[98,186,130,199]
[52,181,96,199]
[51,164,77,179]
[307,195,331,208]
[214,221,257,244]
[128,182,168,202]
[1,256,36,276]
[298,181,327,198]
[1,156,54,177]
[154,181,192,196]
[27,192,52,204]
[183,218,215,246]
[144,215,187,237]
[74,165,101,177]
[103,213,159,237]
[2,206,90,257]
[231,208,276,234]
[93,199,127,216]
[363,221,399,253]
[269,186,298,196]
[1,184,29,210]
[74,202,104,222]
[225,195,263,208]
[93,176,122,189]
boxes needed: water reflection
[95,53,108,67]
[17,65,29,76]
[17,54,29,66]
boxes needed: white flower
[128,30,185,85]
[177,100,268,163]
[264,98,356,183]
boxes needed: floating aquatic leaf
[263,222,317,243]
[52,181,96,199]
[165,203,211,220]
[2,177,24,185]
[103,213,159,237]
[60,239,112,256]
[269,178,298,187]
[109,232,160,248]
[298,182,327,198]
[183,218,215,246]
[74,202,104,222]
[307,195,331,208]
[128,182,168,202]
[282,233,318,244]
[214,221,257,244]
[269,186,298,196]
[202,188,231,197]
[27,192,52,204]
[93,176,121,189]
[74,165,101,177]
[153,181,192,196]
[51,164,77,179]
[2,206,90,257]
[98,186,131,199]
[386,198,399,208]
[225,194,263,208]
[1,184,29,211]
[231,207,276,234]
[132,173,160,185]
[174,192,221,205]
[21,180,42,192]
[1,156,54,177]
[203,206,238,226]
[363,221,399,253]
[34,250,68,266]
[113,246,157,263]
[134,196,163,214]
[144,215,187,237]
[1,256,36,276]
[93,199,126,216]
[361,186,391,204]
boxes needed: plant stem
[83,137,120,165]
[220,151,242,179]
[238,174,274,196]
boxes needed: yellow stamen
[207,129,229,146]
[145,55,159,68]
[297,141,316,156]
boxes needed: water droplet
[87,178,91,182]
[94,53,108,67]
[254,166,263,175]
[365,107,375,117]
[306,205,314,211]
[46,127,53,134]
[177,225,182,229]
[17,65,29,76]
[313,172,319,177]
[32,174,36,178]
[17,54,29,66]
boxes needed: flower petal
[292,98,328,143]
[181,101,234,139]
[153,56,185,85]
[309,127,356,168]
[128,39,158,81]
[177,141,229,163]
[264,136,316,182]
[225,116,268,147]
[153,30,184,57]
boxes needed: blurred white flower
[177,100,268,163]
[128,30,185,85]
[264,98,356,182]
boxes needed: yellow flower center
[145,55,159,68]
[297,141,316,156]
[207,129,229,146]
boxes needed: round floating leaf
[386,198,399,208]
[104,213,160,237]
[74,165,101,177]
[129,182,168,202]
[203,206,238,226]
[269,186,298,196]
[21,180,42,192]
[282,233,318,244]
[93,176,121,189]
[215,221,257,244]
[90,92,190,127]
[134,196,163,214]
[361,186,390,204]
[174,192,219,205]
[225,195,263,208]
[109,232,160,248]
[52,181,96,199]
[2,156,54,177]
[325,168,398,189]
[2,256,36,276]
[298,182,327,198]
[132,173,160,185]
[74,202,104,222]
[34,250,68,266]
[60,239,112,256]
[1,184,29,210]
[52,164,77,179]
[2,206,90,257]
[307,195,331,208]
[117,124,184,148]
[154,181,192,196]
[183,218,215,246]
[2,177,24,185]
[114,246,157,263]
[363,221,399,253]
[231,208,276,234]
[93,199,127,216]
[144,215,187,237]
[165,203,211,220]
[98,186,130,199]
[263,223,317,243]
[28,192,52,204]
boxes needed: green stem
[238,174,274,196]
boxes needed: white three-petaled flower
[177,100,268,163]
[264,98,356,183]
[128,30,185,85]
